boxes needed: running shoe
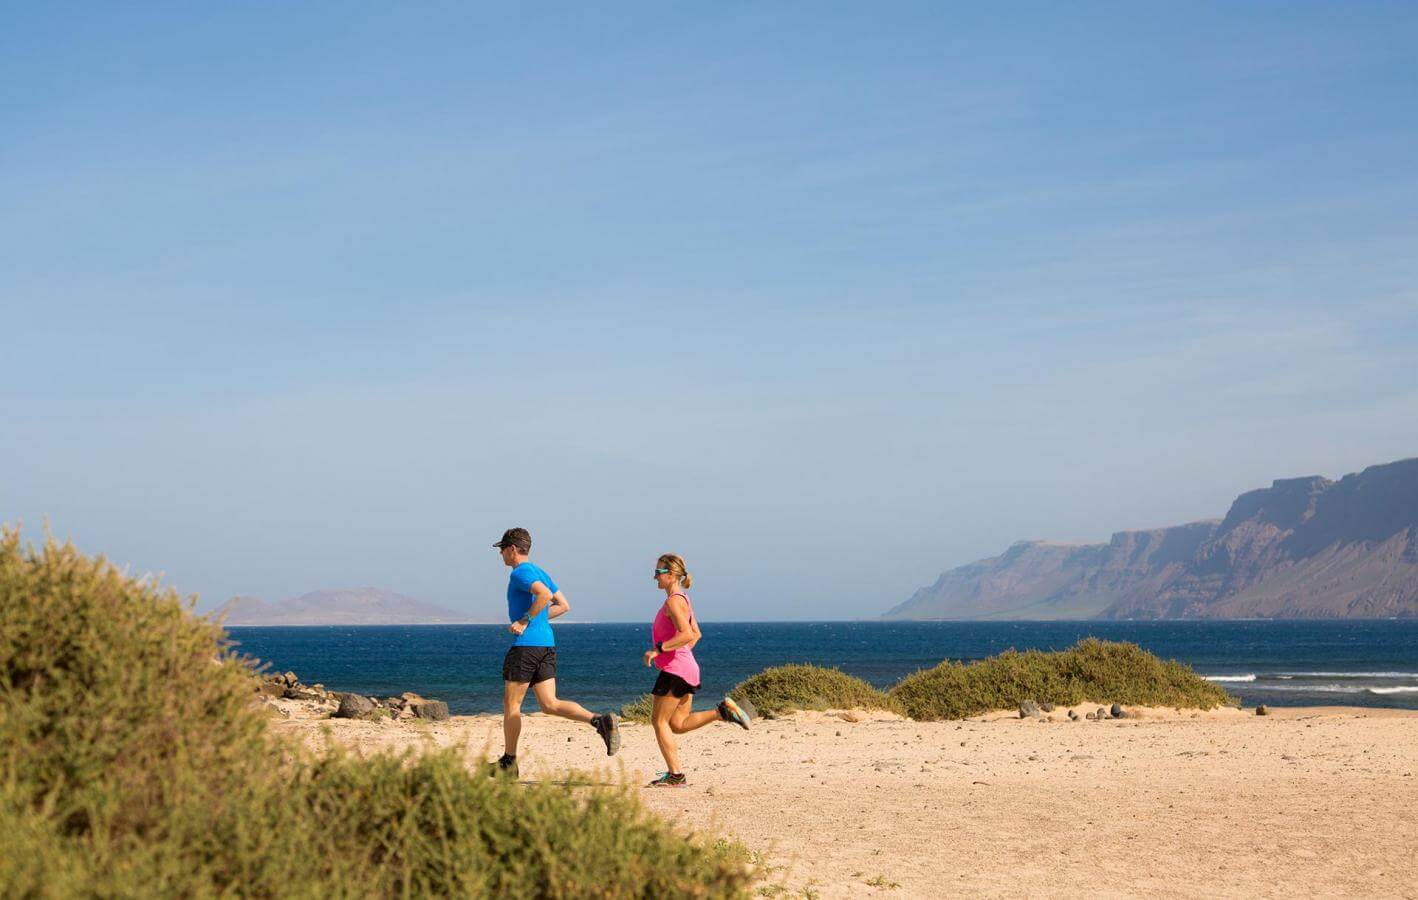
[488,754,518,778]
[647,771,687,787]
[718,696,752,730]
[592,713,621,756]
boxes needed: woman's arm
[656,595,696,651]
[684,611,702,650]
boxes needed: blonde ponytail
[657,553,692,589]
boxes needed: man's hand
[509,619,528,636]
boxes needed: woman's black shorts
[502,646,557,684]
[651,670,700,698]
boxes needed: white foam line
[1245,684,1363,693]
[1279,672,1418,679]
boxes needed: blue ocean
[227,620,1418,715]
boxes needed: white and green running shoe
[717,696,752,730]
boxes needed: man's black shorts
[651,670,699,698]
[503,646,557,685]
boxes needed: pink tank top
[651,593,700,686]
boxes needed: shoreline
[227,621,1418,717]
[271,699,1418,897]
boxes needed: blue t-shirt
[507,562,557,647]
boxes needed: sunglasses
[653,568,670,576]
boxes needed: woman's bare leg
[651,693,683,773]
[669,694,719,734]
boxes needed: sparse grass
[0,528,757,898]
[755,882,818,899]
[888,638,1235,721]
[620,692,656,722]
[865,874,900,889]
[711,837,759,872]
[729,664,903,718]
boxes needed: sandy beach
[270,701,1418,898]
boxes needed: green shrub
[0,529,276,840]
[888,638,1234,720]
[0,529,756,898]
[729,664,902,717]
[620,693,655,722]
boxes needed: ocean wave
[1368,686,1418,695]
[1203,674,1256,682]
[1244,683,1363,693]
[1278,672,1418,679]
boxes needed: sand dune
[272,702,1418,898]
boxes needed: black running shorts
[651,670,699,698]
[502,646,557,685]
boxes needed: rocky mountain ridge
[887,457,1418,620]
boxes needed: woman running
[643,553,751,787]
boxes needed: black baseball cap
[493,527,531,553]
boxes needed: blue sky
[4,4,1416,621]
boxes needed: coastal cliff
[887,457,1418,619]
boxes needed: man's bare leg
[531,679,620,755]
[503,680,531,756]
[530,678,595,723]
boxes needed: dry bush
[888,637,1234,720]
[730,664,902,718]
[0,529,755,898]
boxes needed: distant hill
[886,457,1418,620]
[213,588,486,626]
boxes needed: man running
[492,527,620,777]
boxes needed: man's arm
[546,590,570,620]
[510,581,559,634]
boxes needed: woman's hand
[643,649,657,668]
